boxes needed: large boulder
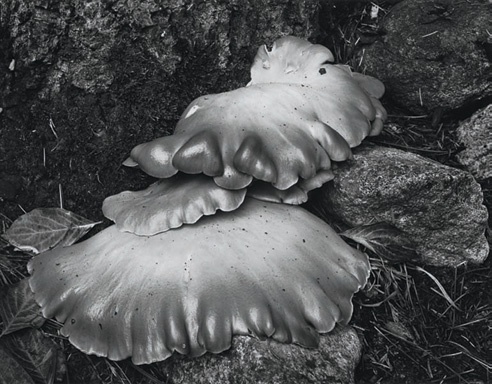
[361,0,492,114]
[456,104,492,182]
[314,145,489,266]
[157,326,362,384]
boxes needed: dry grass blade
[355,251,491,383]
[415,266,460,311]
[130,363,165,384]
[374,318,471,382]
[358,290,397,307]
[105,360,132,384]
[447,341,492,371]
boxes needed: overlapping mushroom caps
[28,36,386,364]
[117,35,387,228]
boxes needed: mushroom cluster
[28,36,386,364]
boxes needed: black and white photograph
[0,0,490,383]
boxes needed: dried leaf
[0,278,45,337]
[3,329,65,384]
[2,208,100,254]
[0,342,35,384]
[385,321,414,341]
[341,222,419,262]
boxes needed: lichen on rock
[456,104,492,182]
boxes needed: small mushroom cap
[249,36,335,85]
[102,173,247,235]
[103,169,334,235]
[249,37,387,139]
[28,198,369,365]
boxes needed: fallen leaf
[2,329,65,384]
[0,342,34,384]
[2,208,100,254]
[385,321,414,341]
[341,222,419,262]
[0,278,45,337]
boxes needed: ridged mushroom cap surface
[124,36,386,194]
[102,174,247,235]
[28,198,369,365]
[102,170,336,235]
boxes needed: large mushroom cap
[29,198,369,365]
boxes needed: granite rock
[456,104,492,181]
[361,0,492,114]
[157,326,362,384]
[314,146,489,266]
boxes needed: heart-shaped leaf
[340,222,419,262]
[2,329,65,384]
[0,342,35,384]
[0,278,45,337]
[2,208,100,254]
